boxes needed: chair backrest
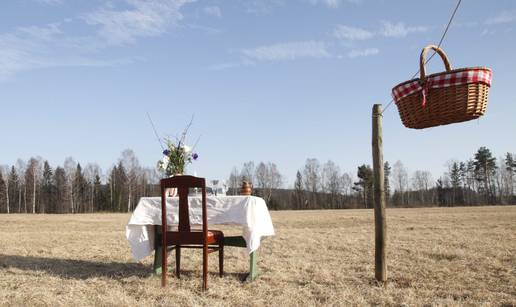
[160,175,207,234]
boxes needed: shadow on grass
[1,254,251,282]
[0,254,151,280]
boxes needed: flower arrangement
[156,121,199,177]
[157,139,198,177]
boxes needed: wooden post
[372,104,387,282]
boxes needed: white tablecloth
[126,196,275,261]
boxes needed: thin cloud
[82,0,193,45]
[208,62,242,71]
[0,24,62,79]
[347,48,379,58]
[380,21,427,38]
[18,23,62,41]
[186,24,223,35]
[243,0,285,15]
[333,22,427,42]
[308,0,361,9]
[0,0,195,80]
[0,0,196,81]
[0,23,142,80]
[208,59,255,71]
[34,0,63,5]
[203,6,222,18]
[241,41,331,61]
[485,10,516,25]
[333,25,374,40]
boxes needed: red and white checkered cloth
[392,68,492,106]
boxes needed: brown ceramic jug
[240,181,252,196]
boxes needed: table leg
[153,226,163,275]
[246,250,259,282]
[224,236,260,282]
[153,246,163,275]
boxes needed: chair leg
[175,245,181,278]
[219,243,224,277]
[161,243,167,287]
[203,244,208,291]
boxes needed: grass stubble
[0,206,515,306]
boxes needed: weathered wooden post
[372,104,386,282]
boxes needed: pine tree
[450,162,462,204]
[436,178,446,207]
[111,162,128,212]
[41,161,53,213]
[505,153,515,198]
[353,164,373,208]
[294,170,304,209]
[53,167,66,213]
[0,172,6,213]
[384,161,391,205]
[94,174,102,212]
[474,147,497,204]
[8,166,19,213]
[73,163,87,213]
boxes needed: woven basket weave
[392,45,491,129]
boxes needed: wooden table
[126,195,275,282]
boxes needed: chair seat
[165,229,224,245]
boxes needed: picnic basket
[392,45,492,129]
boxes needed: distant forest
[0,147,515,214]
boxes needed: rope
[381,0,462,114]
[146,112,165,150]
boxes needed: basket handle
[419,45,453,84]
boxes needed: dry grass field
[0,206,515,306]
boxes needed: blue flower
[163,149,171,156]
[192,153,199,160]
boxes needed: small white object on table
[126,195,275,261]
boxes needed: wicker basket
[392,45,492,129]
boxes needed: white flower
[182,145,192,153]
[162,156,170,166]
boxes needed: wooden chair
[160,175,224,291]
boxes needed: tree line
[227,147,516,210]
[0,149,160,214]
[0,146,514,213]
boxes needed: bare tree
[64,157,77,213]
[120,149,140,212]
[392,160,409,206]
[321,160,341,208]
[321,160,340,193]
[240,161,255,184]
[303,158,320,209]
[340,172,353,196]
[303,158,320,194]
[15,159,26,213]
[266,162,283,202]
[25,157,43,213]
[412,170,433,204]
[228,167,241,194]
[255,162,268,190]
[84,163,101,213]
[143,167,160,197]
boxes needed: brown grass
[1,206,515,306]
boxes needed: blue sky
[1,0,515,185]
